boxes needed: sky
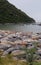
[8,0,41,22]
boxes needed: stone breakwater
[0,30,41,60]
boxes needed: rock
[36,49,41,56]
[2,47,14,56]
[11,50,25,56]
[0,30,41,60]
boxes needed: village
[0,30,41,61]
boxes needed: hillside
[0,0,35,23]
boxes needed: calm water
[0,23,41,33]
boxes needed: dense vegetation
[0,0,35,23]
[0,48,41,65]
[0,55,41,65]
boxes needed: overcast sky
[8,0,41,22]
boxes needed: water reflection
[0,23,41,33]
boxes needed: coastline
[0,30,41,56]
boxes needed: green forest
[0,0,35,23]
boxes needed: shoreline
[0,30,41,61]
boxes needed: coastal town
[0,30,41,61]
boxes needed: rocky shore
[0,30,41,60]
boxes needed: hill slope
[0,0,35,23]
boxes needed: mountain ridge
[0,0,35,23]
